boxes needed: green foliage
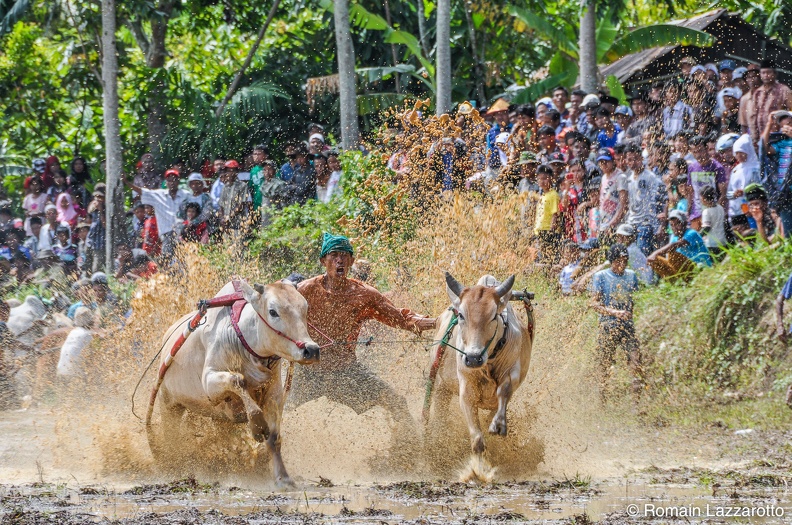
[638,242,792,391]
[603,24,715,63]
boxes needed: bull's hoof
[276,476,296,489]
[488,417,507,436]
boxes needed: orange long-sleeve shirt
[297,275,428,370]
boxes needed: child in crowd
[75,222,90,275]
[665,158,690,213]
[47,170,69,203]
[560,160,586,242]
[141,204,161,257]
[534,164,561,264]
[52,225,78,277]
[581,176,602,240]
[23,175,48,236]
[179,202,209,244]
[24,216,42,258]
[700,185,727,255]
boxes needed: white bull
[428,273,532,456]
[150,279,320,486]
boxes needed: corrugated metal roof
[600,9,729,82]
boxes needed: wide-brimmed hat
[516,151,539,165]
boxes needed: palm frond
[507,5,578,58]
[604,25,714,63]
[223,81,291,124]
[509,73,571,105]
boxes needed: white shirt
[317,171,342,204]
[627,242,654,284]
[57,327,93,377]
[701,205,727,248]
[210,178,224,210]
[140,188,191,236]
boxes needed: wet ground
[1,406,791,524]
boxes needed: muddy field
[2,385,792,524]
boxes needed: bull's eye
[458,312,465,322]
[269,309,279,318]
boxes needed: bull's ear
[238,280,262,304]
[254,283,266,295]
[445,272,463,310]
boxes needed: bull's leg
[259,393,294,488]
[459,381,485,454]
[203,370,268,442]
[488,378,513,436]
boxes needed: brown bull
[427,273,533,456]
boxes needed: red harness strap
[227,280,281,370]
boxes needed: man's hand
[414,317,437,333]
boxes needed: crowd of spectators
[402,58,791,294]
[0,125,344,291]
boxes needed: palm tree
[578,0,597,93]
[334,0,360,150]
[509,4,714,92]
[435,0,452,115]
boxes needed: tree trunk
[382,0,400,93]
[578,0,598,93]
[334,0,359,150]
[102,0,124,271]
[215,0,282,117]
[463,0,485,105]
[416,0,429,58]
[435,0,452,115]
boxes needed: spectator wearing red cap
[217,160,252,235]
[131,153,161,200]
[125,168,189,262]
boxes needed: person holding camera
[761,110,792,237]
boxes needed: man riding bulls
[291,233,437,427]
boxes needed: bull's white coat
[151,280,319,485]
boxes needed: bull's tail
[146,308,207,458]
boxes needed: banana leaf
[604,25,714,63]
[507,5,578,57]
[510,73,571,105]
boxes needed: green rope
[423,311,460,421]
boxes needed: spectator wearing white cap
[615,223,654,284]
[719,87,742,133]
[716,60,742,119]
[178,173,213,228]
[308,133,329,156]
[491,132,510,171]
[37,203,59,252]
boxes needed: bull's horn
[494,275,515,299]
[445,272,464,298]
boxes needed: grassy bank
[635,242,792,429]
